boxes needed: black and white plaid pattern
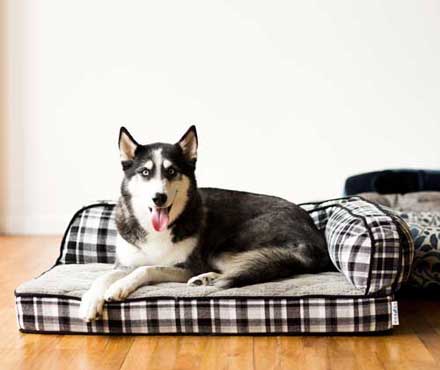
[302,197,414,294]
[58,202,117,264]
[15,294,393,334]
[58,198,414,295]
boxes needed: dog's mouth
[148,205,172,232]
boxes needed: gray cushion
[16,264,363,298]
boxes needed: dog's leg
[79,269,129,322]
[104,266,192,302]
[187,272,222,286]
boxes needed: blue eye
[141,169,150,177]
[167,168,176,176]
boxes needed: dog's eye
[141,169,150,177]
[167,168,176,177]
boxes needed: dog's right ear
[119,127,138,169]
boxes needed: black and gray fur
[116,126,331,288]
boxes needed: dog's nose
[152,193,168,207]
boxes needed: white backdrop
[2,1,440,234]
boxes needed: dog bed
[15,196,414,334]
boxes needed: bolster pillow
[301,197,414,294]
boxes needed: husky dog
[79,126,330,321]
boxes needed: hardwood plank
[122,336,210,370]
[254,336,281,370]
[327,337,359,370]
[350,337,386,370]
[120,337,160,370]
[224,336,254,370]
[15,337,132,370]
[148,336,181,369]
[0,236,61,355]
[278,337,305,370]
[174,336,209,370]
[301,337,331,370]
[99,337,135,370]
[55,334,109,351]
[199,336,254,370]
[199,337,228,370]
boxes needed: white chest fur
[115,231,197,268]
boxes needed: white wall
[2,0,440,234]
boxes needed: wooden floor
[1,237,440,370]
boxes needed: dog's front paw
[187,272,222,287]
[104,280,133,302]
[79,290,105,322]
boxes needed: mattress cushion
[15,264,393,334]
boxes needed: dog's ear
[119,127,138,166]
[177,125,198,162]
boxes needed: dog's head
[118,126,198,232]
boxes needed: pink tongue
[151,207,169,232]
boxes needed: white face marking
[126,147,191,230]
[144,160,153,170]
[128,178,163,230]
[128,149,166,218]
[152,149,163,178]
[163,159,172,169]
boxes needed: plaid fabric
[15,294,394,334]
[58,202,117,264]
[301,197,414,294]
[58,198,413,295]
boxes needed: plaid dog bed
[15,196,413,334]
[16,294,394,334]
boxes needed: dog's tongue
[151,207,169,232]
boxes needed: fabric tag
[391,301,399,326]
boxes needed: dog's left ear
[177,125,198,162]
